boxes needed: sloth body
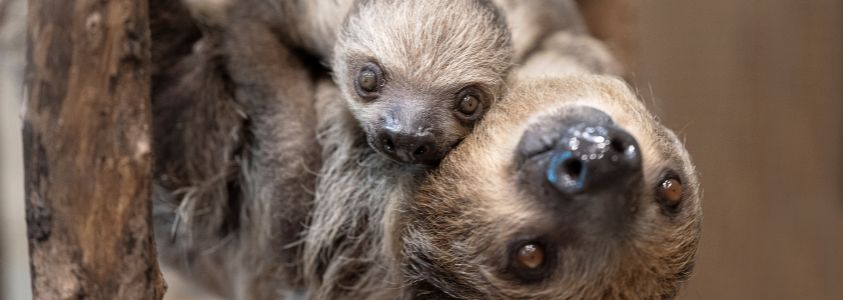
[152,1,699,299]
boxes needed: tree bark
[24,0,166,299]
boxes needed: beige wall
[1,0,31,299]
[635,0,843,299]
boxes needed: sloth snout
[375,128,441,166]
[516,106,644,231]
[545,124,641,194]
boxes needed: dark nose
[516,106,642,196]
[515,106,643,235]
[545,124,641,194]
[376,129,440,165]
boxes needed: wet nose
[377,129,440,165]
[545,123,641,194]
[515,106,643,235]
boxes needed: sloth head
[333,0,512,166]
[400,76,702,299]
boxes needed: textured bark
[24,0,166,299]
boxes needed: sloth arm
[518,31,622,77]
[495,0,621,76]
[152,42,247,299]
[219,21,322,298]
[494,0,587,62]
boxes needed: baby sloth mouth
[515,106,643,236]
[367,129,448,166]
[364,101,463,166]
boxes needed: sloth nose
[376,129,440,165]
[516,106,644,234]
[545,123,641,194]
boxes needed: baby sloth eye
[455,86,486,120]
[657,176,684,210]
[355,63,384,99]
[516,243,545,269]
[358,70,378,91]
[458,94,479,115]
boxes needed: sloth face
[345,59,497,166]
[401,76,702,299]
[333,0,512,166]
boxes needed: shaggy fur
[150,31,415,299]
[151,35,245,298]
[151,16,322,300]
[301,78,418,299]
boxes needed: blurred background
[2,0,841,299]
[638,1,843,298]
[1,0,29,299]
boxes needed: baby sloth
[400,76,702,299]
[187,0,513,165]
[330,1,512,165]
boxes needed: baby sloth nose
[376,129,440,165]
[546,124,641,194]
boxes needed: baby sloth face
[333,0,512,166]
[401,76,702,299]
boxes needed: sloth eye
[358,70,378,91]
[656,174,684,211]
[507,239,552,283]
[455,86,486,120]
[458,94,479,115]
[355,63,384,99]
[516,243,544,269]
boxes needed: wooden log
[24,0,166,298]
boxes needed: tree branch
[24,0,166,298]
